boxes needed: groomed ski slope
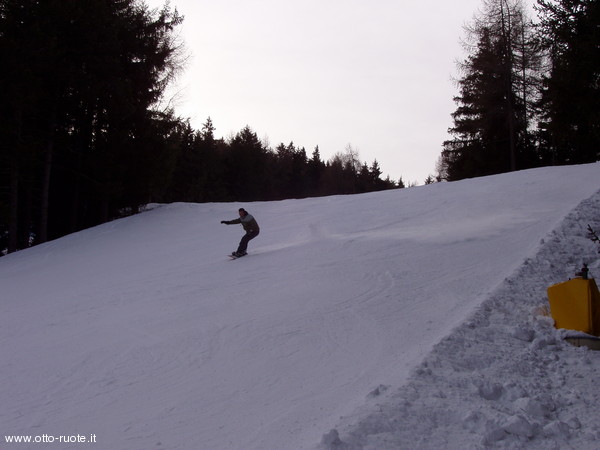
[1,163,600,450]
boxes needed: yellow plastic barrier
[547,278,600,336]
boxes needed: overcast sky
[145,0,535,184]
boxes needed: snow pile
[1,163,599,450]
[322,192,600,449]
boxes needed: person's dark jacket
[223,213,259,232]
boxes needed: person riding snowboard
[221,208,260,257]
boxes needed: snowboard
[228,253,247,260]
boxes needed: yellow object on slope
[547,278,600,336]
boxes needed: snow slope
[1,163,600,450]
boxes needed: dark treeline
[0,0,184,253]
[165,118,398,204]
[438,0,599,181]
[0,0,398,254]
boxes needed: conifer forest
[1,0,598,253]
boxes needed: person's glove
[221,220,227,224]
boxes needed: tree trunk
[501,0,517,171]
[8,151,19,254]
[7,106,23,254]
[39,109,56,244]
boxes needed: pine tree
[227,126,271,201]
[441,0,538,181]
[306,146,325,197]
[535,0,599,164]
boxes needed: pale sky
[145,0,534,184]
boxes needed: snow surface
[1,163,600,450]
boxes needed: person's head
[238,208,247,217]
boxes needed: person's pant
[237,229,259,254]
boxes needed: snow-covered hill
[1,163,600,450]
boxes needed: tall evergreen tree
[535,0,599,164]
[441,0,538,181]
[306,146,325,197]
[226,126,271,201]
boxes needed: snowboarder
[221,208,260,257]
